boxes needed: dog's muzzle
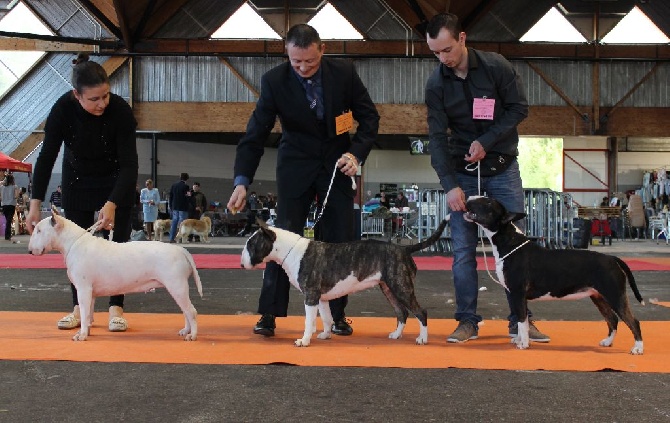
[463,211,476,222]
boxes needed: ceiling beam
[0,37,94,52]
[3,31,670,61]
[78,0,124,41]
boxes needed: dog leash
[312,159,357,228]
[464,160,499,281]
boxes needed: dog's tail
[614,256,644,305]
[405,218,449,254]
[182,249,204,298]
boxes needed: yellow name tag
[335,110,353,135]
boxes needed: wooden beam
[113,0,134,51]
[526,61,586,120]
[140,0,194,38]
[0,37,94,52]
[133,102,670,137]
[219,58,259,98]
[603,63,661,120]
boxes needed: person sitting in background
[379,192,390,208]
[395,191,409,209]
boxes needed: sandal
[57,313,81,330]
[108,316,128,332]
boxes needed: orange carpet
[4,254,670,271]
[1,312,668,373]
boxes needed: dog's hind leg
[296,304,320,347]
[590,295,619,348]
[316,300,333,341]
[165,281,198,341]
[379,283,410,341]
[611,296,643,355]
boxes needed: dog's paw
[388,330,402,340]
[415,336,428,345]
[183,334,197,341]
[599,338,614,347]
[317,331,332,340]
[72,331,88,341]
[295,338,311,347]
[511,337,529,349]
[630,341,643,355]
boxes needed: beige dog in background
[154,219,172,242]
[178,215,211,243]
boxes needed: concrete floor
[1,233,669,422]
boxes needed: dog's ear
[50,215,57,227]
[259,225,276,242]
[256,217,268,229]
[502,212,526,225]
[51,205,61,216]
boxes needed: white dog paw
[183,334,197,341]
[511,337,529,349]
[630,341,643,355]
[72,332,87,341]
[295,338,311,347]
[317,331,332,340]
[388,331,402,340]
[599,338,613,347]
[415,336,428,345]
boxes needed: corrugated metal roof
[25,0,113,39]
[467,0,555,42]
[0,53,125,154]
[154,0,243,38]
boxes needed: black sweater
[32,92,138,211]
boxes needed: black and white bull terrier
[241,219,449,347]
[464,196,644,354]
[28,212,203,341]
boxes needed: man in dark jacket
[227,24,379,337]
[168,172,191,243]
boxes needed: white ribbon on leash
[312,160,357,228]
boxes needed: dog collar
[498,239,531,262]
[279,237,304,266]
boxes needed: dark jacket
[233,57,379,198]
[425,48,528,192]
[32,92,138,211]
[169,180,191,212]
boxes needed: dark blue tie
[306,79,323,120]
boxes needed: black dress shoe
[253,314,275,336]
[331,318,353,336]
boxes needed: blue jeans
[169,210,189,241]
[450,160,531,328]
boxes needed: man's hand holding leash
[227,185,247,215]
[338,152,359,177]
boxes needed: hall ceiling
[5,0,669,59]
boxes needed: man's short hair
[286,24,321,48]
[426,13,461,40]
[180,172,189,181]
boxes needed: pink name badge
[473,97,495,120]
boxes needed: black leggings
[2,205,15,240]
[64,208,132,308]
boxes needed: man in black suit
[227,24,379,337]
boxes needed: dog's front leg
[316,300,333,341]
[512,319,530,349]
[295,304,319,347]
[74,289,93,341]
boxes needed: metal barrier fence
[416,188,575,251]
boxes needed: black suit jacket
[234,57,379,198]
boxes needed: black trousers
[64,207,132,308]
[2,205,15,240]
[257,170,354,321]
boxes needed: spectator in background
[395,191,409,209]
[140,179,161,240]
[168,172,191,243]
[191,182,207,219]
[1,173,18,242]
[49,185,62,210]
[379,192,390,208]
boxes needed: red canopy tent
[0,152,32,173]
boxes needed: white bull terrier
[28,212,203,341]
